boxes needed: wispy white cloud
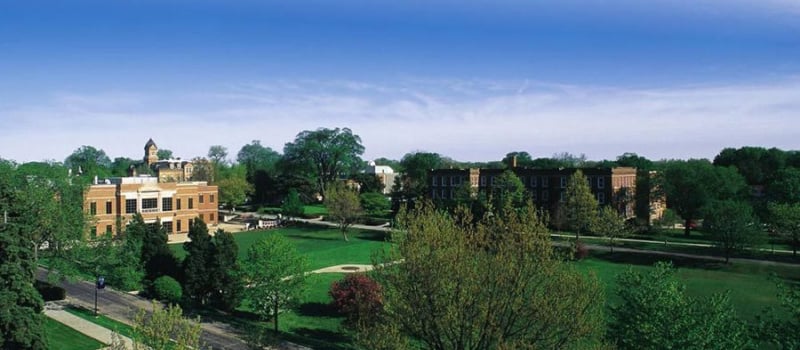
[1,78,799,164]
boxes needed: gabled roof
[144,138,157,150]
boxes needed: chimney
[511,155,518,168]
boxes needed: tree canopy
[282,127,364,201]
[65,145,112,177]
[561,169,599,239]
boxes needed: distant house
[366,161,397,195]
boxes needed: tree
[217,165,253,210]
[611,262,752,350]
[128,214,180,288]
[350,173,384,194]
[659,159,748,236]
[282,127,365,201]
[756,281,800,349]
[767,202,800,256]
[616,152,653,170]
[190,157,214,182]
[182,218,215,306]
[325,183,363,241]
[0,161,48,350]
[363,202,605,349]
[236,140,281,204]
[64,145,112,177]
[390,152,444,211]
[591,206,629,253]
[120,301,204,350]
[703,200,762,263]
[488,170,527,210]
[766,168,800,204]
[157,149,174,160]
[329,273,383,328]
[110,157,136,177]
[281,189,304,218]
[713,146,786,186]
[552,152,587,167]
[210,229,243,311]
[501,151,534,167]
[207,145,229,167]
[153,276,183,304]
[562,169,599,240]
[360,192,390,217]
[241,235,308,334]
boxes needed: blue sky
[1,0,799,163]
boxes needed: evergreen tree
[0,162,47,349]
[281,189,304,218]
[183,218,215,306]
[211,229,243,311]
[129,214,180,290]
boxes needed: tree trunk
[684,218,691,237]
[342,227,349,242]
[274,297,279,334]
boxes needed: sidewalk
[44,301,133,349]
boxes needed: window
[491,176,496,185]
[125,199,137,214]
[532,192,538,202]
[106,201,112,214]
[141,198,158,213]
[542,176,549,188]
[199,195,204,204]
[189,198,194,209]
[560,191,566,202]
[209,213,215,222]
[451,176,457,187]
[597,192,606,204]
[542,190,549,201]
[177,220,182,232]
[210,194,215,203]
[163,221,173,234]
[530,176,537,188]
[177,198,182,210]
[90,202,97,215]
[560,176,567,188]
[441,188,446,198]
[199,214,204,221]
[480,176,486,186]
[450,189,454,199]
[586,176,593,187]
[106,225,112,235]
[432,176,438,186]
[90,227,97,238]
[432,189,437,199]
[162,197,173,211]
[598,177,605,189]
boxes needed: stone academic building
[84,139,218,236]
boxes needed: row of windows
[120,196,208,214]
[91,213,217,237]
[431,175,468,187]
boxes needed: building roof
[144,138,157,150]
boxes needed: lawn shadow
[354,230,389,242]
[592,251,725,270]
[285,328,351,350]
[296,302,340,318]
[285,234,343,241]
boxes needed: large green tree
[241,235,308,334]
[324,183,363,241]
[703,200,762,263]
[767,202,800,256]
[64,145,112,178]
[488,170,527,210]
[659,159,748,236]
[390,152,444,211]
[756,281,800,349]
[591,206,629,253]
[282,127,365,201]
[210,229,243,311]
[236,140,281,204]
[281,189,304,218]
[182,218,215,306]
[611,262,752,349]
[127,214,180,289]
[561,169,599,240]
[361,202,605,349]
[0,162,48,350]
[217,165,253,210]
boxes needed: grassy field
[66,306,136,339]
[45,317,107,350]
[171,224,391,271]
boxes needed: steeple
[144,138,159,166]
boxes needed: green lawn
[171,224,391,271]
[303,205,329,216]
[577,251,798,321]
[65,306,136,339]
[45,317,107,350]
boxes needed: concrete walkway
[44,302,133,349]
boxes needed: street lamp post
[95,276,105,316]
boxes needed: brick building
[84,139,218,237]
[429,166,638,219]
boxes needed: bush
[153,276,182,304]
[329,274,383,328]
[35,280,66,301]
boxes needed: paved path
[44,301,133,349]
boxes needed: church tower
[144,138,159,166]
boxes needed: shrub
[329,274,383,328]
[35,280,66,301]
[153,276,182,304]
